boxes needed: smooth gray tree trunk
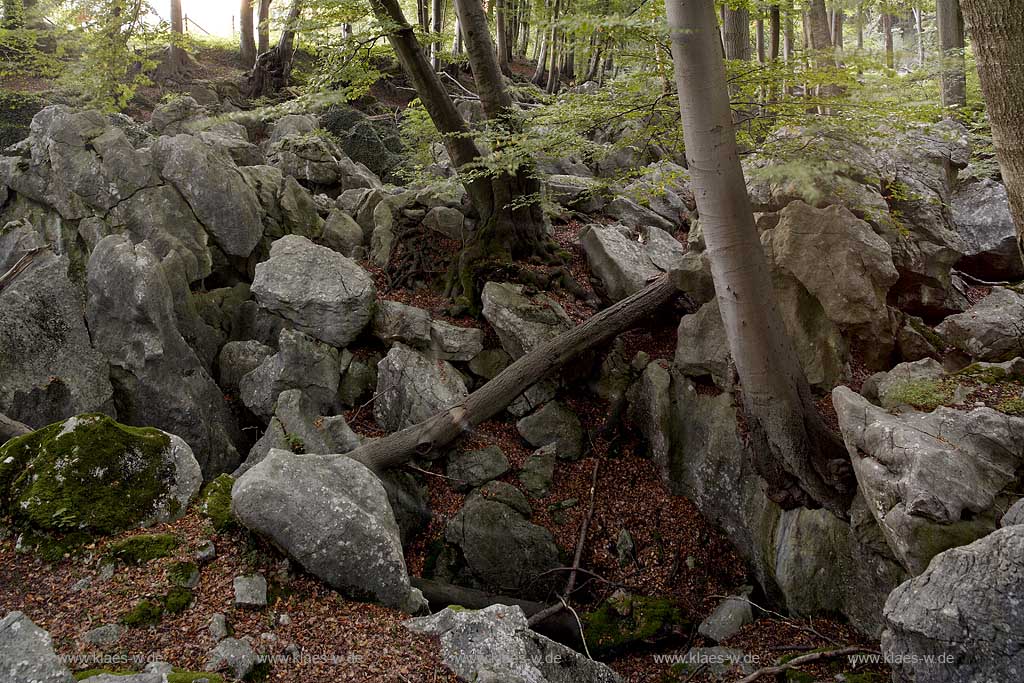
[936,0,967,109]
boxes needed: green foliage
[107,533,180,564]
[199,473,236,532]
[0,89,45,149]
[996,398,1024,416]
[163,585,193,614]
[167,560,199,587]
[583,594,687,656]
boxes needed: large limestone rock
[405,605,622,683]
[251,235,375,348]
[445,485,560,595]
[0,611,73,683]
[481,282,573,359]
[0,414,201,538]
[882,526,1024,683]
[951,178,1024,280]
[768,201,898,344]
[581,224,685,301]
[267,132,382,191]
[935,286,1024,362]
[373,344,468,432]
[232,449,425,612]
[152,134,264,258]
[239,328,341,421]
[833,386,1024,575]
[86,236,240,476]
[0,241,113,428]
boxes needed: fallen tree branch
[0,247,47,294]
[349,273,684,472]
[734,646,876,683]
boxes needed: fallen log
[412,576,584,648]
[351,271,685,471]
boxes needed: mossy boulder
[199,473,236,532]
[0,89,45,150]
[107,533,180,564]
[0,414,202,550]
[583,594,689,656]
[121,599,164,627]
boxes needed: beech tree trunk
[258,0,272,53]
[723,6,750,60]
[170,0,183,34]
[883,13,894,68]
[807,0,831,51]
[496,0,511,74]
[349,273,682,471]
[936,0,967,110]
[663,0,853,516]
[913,7,924,65]
[755,17,765,63]
[240,0,257,67]
[961,0,1024,250]
[245,0,301,97]
[430,0,443,68]
[783,12,794,62]
[769,4,780,60]
[531,0,549,84]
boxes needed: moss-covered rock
[164,586,194,614]
[168,560,199,587]
[107,533,179,564]
[883,378,954,412]
[0,89,45,150]
[198,473,236,532]
[583,594,689,656]
[121,599,164,627]
[0,415,202,552]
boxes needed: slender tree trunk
[883,13,894,68]
[544,0,561,91]
[170,0,183,34]
[723,6,751,60]
[453,16,464,54]
[783,12,794,62]
[245,0,301,96]
[756,17,765,63]
[545,28,561,92]
[663,0,853,516]
[496,0,511,74]
[857,2,864,49]
[518,0,530,56]
[257,0,272,53]
[832,8,844,50]
[807,0,832,51]
[417,0,428,32]
[430,0,443,69]
[531,0,549,84]
[240,0,257,67]
[769,4,780,60]
[960,0,1024,253]
[936,0,967,110]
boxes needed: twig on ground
[735,646,877,683]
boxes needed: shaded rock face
[152,134,264,258]
[581,224,684,302]
[374,344,469,432]
[516,401,584,460]
[935,287,1024,362]
[232,449,425,612]
[951,178,1024,280]
[0,414,201,538]
[0,240,113,428]
[405,605,622,683]
[481,282,573,360]
[86,236,240,477]
[882,526,1024,683]
[251,235,376,348]
[445,487,560,596]
[627,363,904,637]
[833,386,1024,575]
[0,611,73,683]
[239,328,341,421]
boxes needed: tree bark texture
[936,0,967,109]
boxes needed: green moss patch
[121,599,164,627]
[168,560,199,587]
[164,586,194,614]
[199,473,236,532]
[885,379,953,412]
[0,414,176,549]
[0,89,45,150]
[583,595,688,656]
[107,533,179,564]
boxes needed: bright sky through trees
[153,0,236,37]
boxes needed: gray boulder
[239,328,341,421]
[882,526,1024,683]
[447,446,510,492]
[251,235,376,348]
[833,386,1024,575]
[405,605,621,683]
[951,178,1024,280]
[445,486,560,594]
[372,300,432,347]
[232,449,425,611]
[217,340,274,395]
[233,574,268,609]
[373,344,468,432]
[519,444,557,498]
[86,236,240,476]
[697,590,754,643]
[516,401,584,460]
[481,282,573,359]
[0,612,73,683]
[0,243,114,428]
[581,224,684,302]
[205,636,257,680]
[674,299,732,388]
[429,320,484,362]
[935,286,1024,362]
[422,206,466,241]
[152,134,264,258]
[1002,498,1024,527]
[321,208,364,256]
[605,196,676,233]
